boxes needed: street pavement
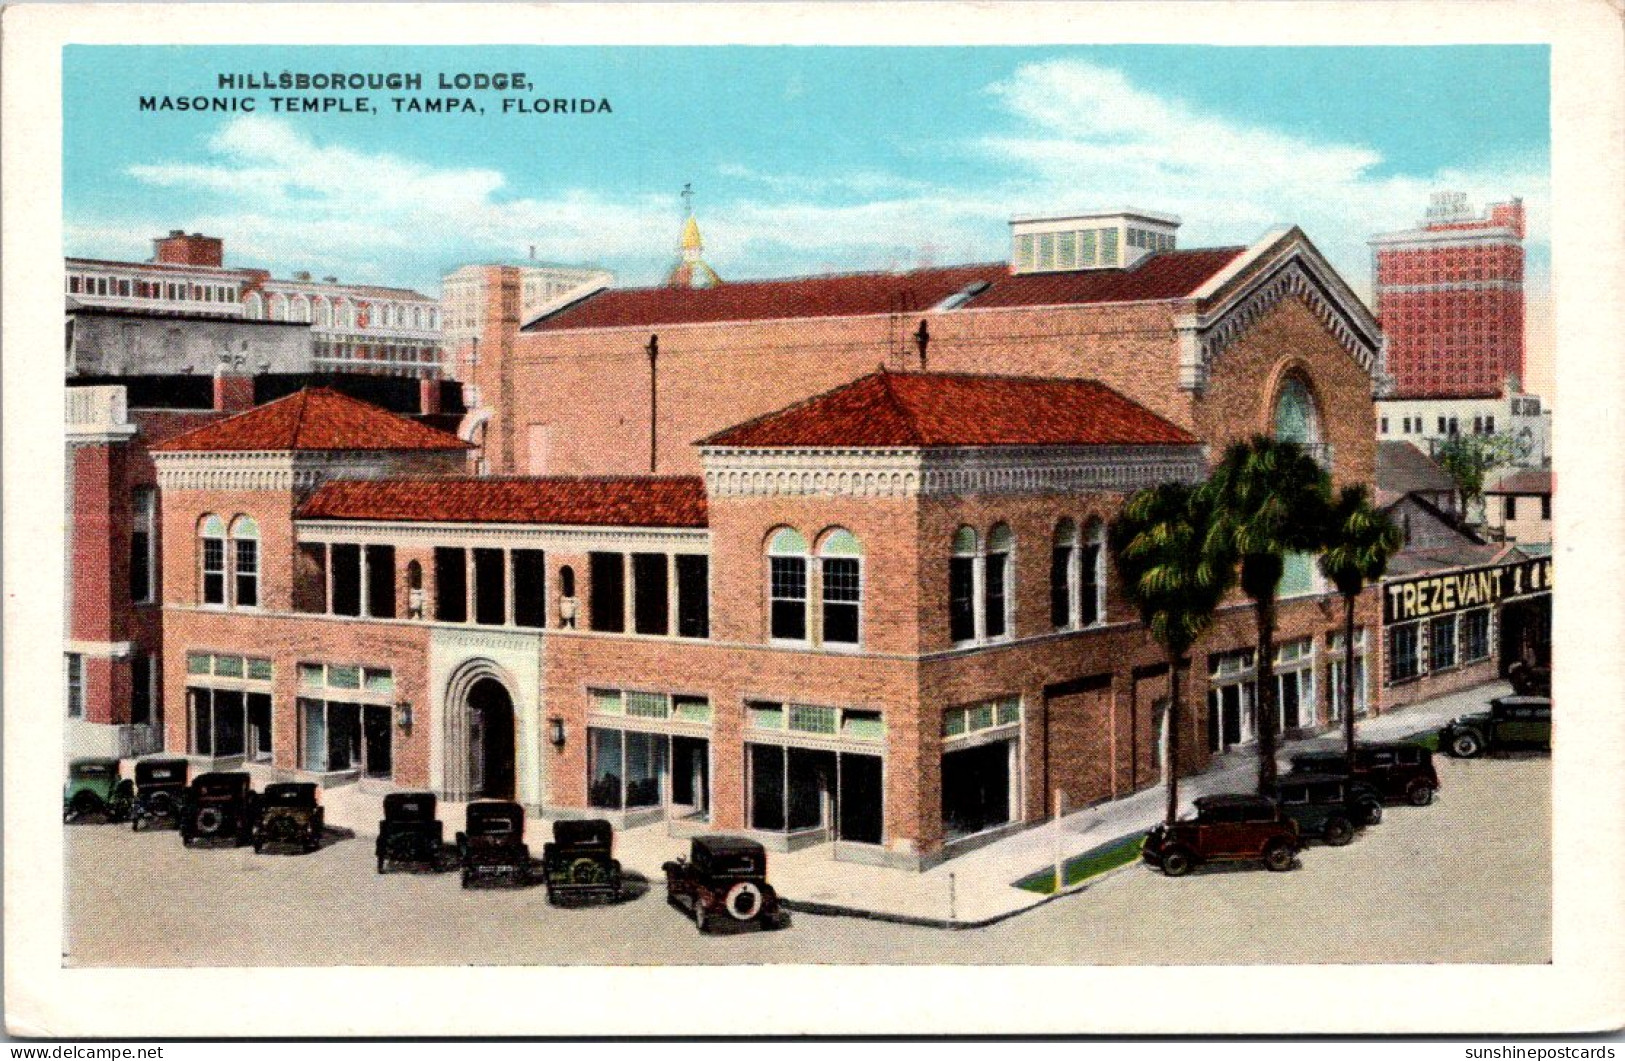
[62,735,1549,966]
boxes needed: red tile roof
[528,263,1006,331]
[151,388,469,453]
[700,371,1197,449]
[1485,468,1552,495]
[297,476,709,528]
[525,248,1244,332]
[965,247,1247,309]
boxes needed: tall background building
[1369,191,1526,399]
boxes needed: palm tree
[1202,437,1333,794]
[1319,484,1402,762]
[1112,481,1235,826]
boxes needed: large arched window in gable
[819,528,862,647]
[1273,376,1321,446]
[767,528,809,642]
[199,515,227,605]
[230,516,260,608]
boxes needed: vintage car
[540,819,624,904]
[662,835,785,932]
[129,758,189,831]
[252,782,324,854]
[1268,773,1371,846]
[456,801,531,888]
[63,758,133,823]
[1288,741,1439,808]
[376,791,444,873]
[1440,696,1552,758]
[1141,794,1301,877]
[180,772,258,847]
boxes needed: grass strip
[1015,832,1147,895]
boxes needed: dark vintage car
[1288,741,1439,808]
[456,801,531,888]
[662,835,785,932]
[1141,794,1301,877]
[63,758,133,823]
[180,772,258,847]
[541,819,624,904]
[1440,696,1552,758]
[252,782,324,854]
[1269,773,1371,845]
[130,758,189,831]
[376,792,444,873]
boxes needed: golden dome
[680,214,704,251]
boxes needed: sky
[63,45,1553,392]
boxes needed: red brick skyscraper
[1370,192,1525,397]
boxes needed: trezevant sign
[1384,556,1552,625]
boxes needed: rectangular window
[1541,495,1551,520]
[434,547,467,623]
[234,538,259,608]
[1505,496,1518,520]
[676,555,709,639]
[1388,623,1420,682]
[1429,614,1458,671]
[769,555,808,641]
[202,537,226,605]
[1100,228,1120,266]
[130,488,155,603]
[1438,416,1448,434]
[331,543,363,617]
[66,654,84,718]
[366,545,396,619]
[1462,608,1491,663]
[1380,417,1389,434]
[294,543,327,613]
[512,549,546,629]
[821,557,861,645]
[473,548,506,626]
[588,552,626,632]
[632,553,670,636]
[949,556,976,643]
[984,552,1008,639]
[131,653,153,725]
[1050,544,1073,629]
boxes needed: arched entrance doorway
[467,677,516,800]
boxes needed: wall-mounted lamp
[396,701,414,731]
[548,716,566,749]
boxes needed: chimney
[213,366,255,412]
[153,230,224,268]
[1489,198,1526,240]
[419,378,442,415]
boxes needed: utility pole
[646,333,659,473]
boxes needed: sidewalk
[313,679,1507,929]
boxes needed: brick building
[1369,191,1526,399]
[141,209,1411,870]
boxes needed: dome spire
[666,182,722,288]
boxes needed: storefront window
[1388,624,1421,682]
[1429,614,1459,671]
[1462,608,1492,663]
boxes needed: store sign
[1384,557,1552,624]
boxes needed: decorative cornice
[297,518,709,553]
[700,444,1205,500]
[1178,246,1381,394]
[154,450,461,493]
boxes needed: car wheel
[1160,849,1193,877]
[1263,841,1295,872]
[1323,817,1354,846]
[723,881,764,921]
[1407,782,1435,807]
[1451,732,1483,758]
[1361,800,1384,826]
[67,792,100,822]
[132,815,144,833]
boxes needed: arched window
[230,516,260,608]
[269,293,287,322]
[1080,520,1106,627]
[767,528,809,642]
[242,293,263,320]
[411,306,423,328]
[292,295,310,323]
[199,515,227,605]
[949,526,978,644]
[1273,376,1320,445]
[1050,519,1078,630]
[985,523,1013,640]
[314,298,332,327]
[819,528,862,646]
[406,560,425,618]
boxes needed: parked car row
[1144,693,1552,878]
[65,761,786,933]
[1144,738,1442,877]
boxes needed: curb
[779,856,1144,931]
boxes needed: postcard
[4,0,1623,1040]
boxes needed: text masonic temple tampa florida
[139,71,613,115]
[75,207,1550,871]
